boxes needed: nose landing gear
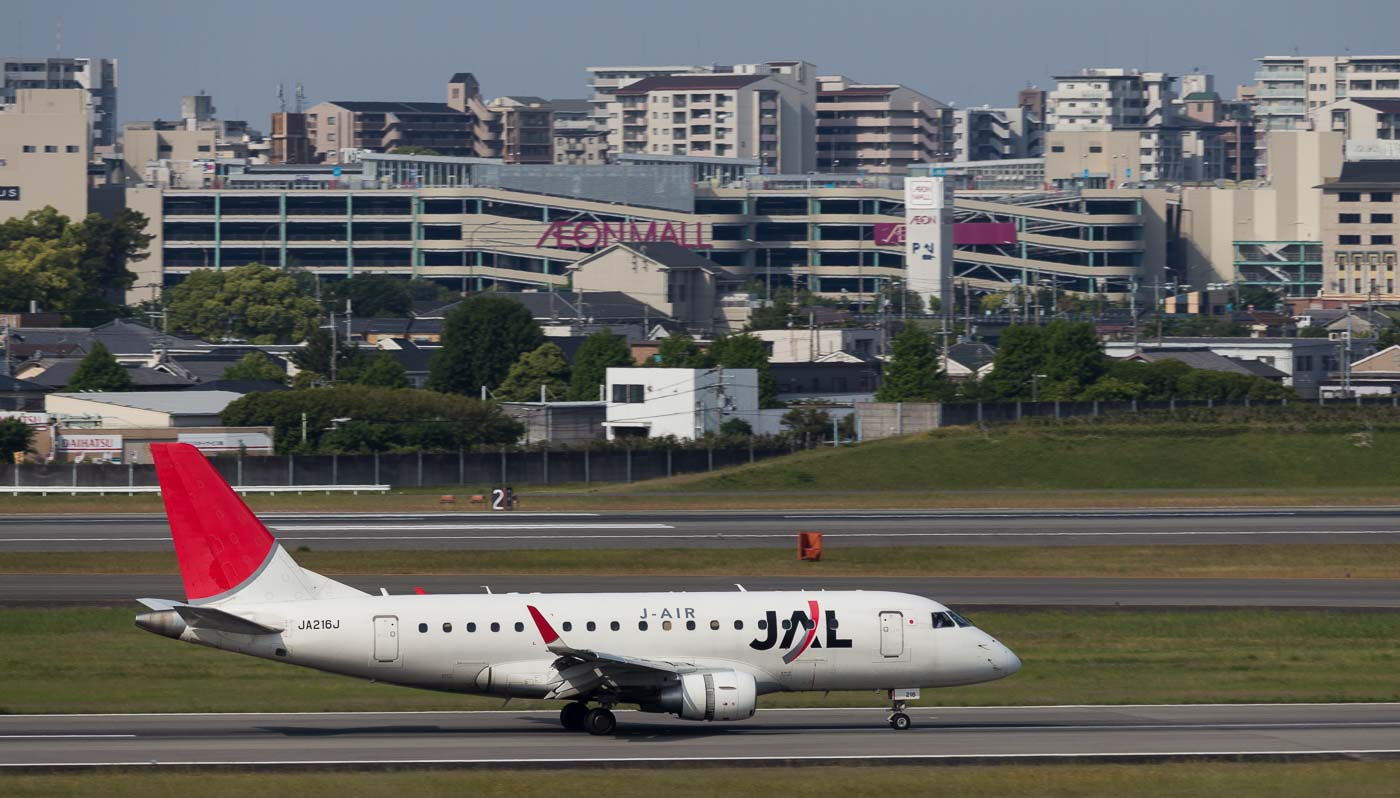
[886,688,918,730]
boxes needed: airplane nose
[998,644,1021,675]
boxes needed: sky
[7,0,1400,126]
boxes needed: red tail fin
[152,443,276,603]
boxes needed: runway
[5,573,1399,609]
[3,704,1398,768]
[6,506,1400,551]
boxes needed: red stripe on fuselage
[782,600,821,664]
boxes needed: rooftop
[325,101,460,114]
[50,390,244,415]
[1322,161,1400,188]
[614,74,766,95]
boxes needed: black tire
[890,712,911,731]
[560,702,588,731]
[585,707,617,736]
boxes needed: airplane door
[373,615,400,663]
[879,611,903,657]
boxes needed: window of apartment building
[1374,235,1395,245]
[611,384,644,404]
[1374,192,1394,202]
[1339,192,1362,202]
[327,132,336,142]
[1374,213,1395,224]
[1339,213,1362,223]
[1340,234,1362,245]
[1089,145,1103,153]
[196,145,211,152]
[327,116,336,125]
[65,145,78,153]
[43,145,57,153]
[21,145,35,153]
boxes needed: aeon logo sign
[534,220,711,250]
[749,600,853,664]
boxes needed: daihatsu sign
[535,220,710,250]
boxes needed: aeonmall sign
[534,220,710,250]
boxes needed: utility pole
[328,309,337,384]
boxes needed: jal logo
[749,601,852,663]
[0,187,19,201]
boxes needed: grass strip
[6,544,1399,579]
[3,607,1399,714]
[7,763,1400,798]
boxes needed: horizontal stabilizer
[173,604,284,636]
[136,598,182,611]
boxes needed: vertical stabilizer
[151,443,366,606]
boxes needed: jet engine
[646,670,757,721]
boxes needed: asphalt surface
[7,507,1400,551]
[5,573,1398,609]
[3,704,1398,767]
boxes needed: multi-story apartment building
[950,107,1042,162]
[1045,126,1224,184]
[1311,98,1400,141]
[613,65,816,174]
[482,97,554,164]
[813,76,952,173]
[1178,91,1257,181]
[1048,68,1177,131]
[305,74,492,163]
[550,99,606,165]
[1319,161,1400,300]
[0,57,117,147]
[123,94,264,186]
[1253,55,1400,177]
[586,65,710,160]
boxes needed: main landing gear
[559,701,617,735]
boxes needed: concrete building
[1048,68,1177,131]
[1179,90,1257,181]
[549,99,606,165]
[951,106,1042,162]
[269,112,312,164]
[500,401,606,444]
[1252,55,1400,177]
[1104,337,1347,398]
[1046,127,1223,184]
[815,76,953,173]
[1310,98,1400,141]
[483,96,554,164]
[306,73,492,164]
[612,65,816,174]
[0,57,117,147]
[751,328,880,362]
[571,242,722,332]
[604,366,760,440]
[587,65,711,160]
[1319,160,1400,300]
[44,390,245,428]
[0,89,91,221]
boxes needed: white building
[45,390,245,428]
[751,328,879,362]
[1048,68,1177,132]
[603,367,759,440]
[951,106,1043,161]
[586,65,710,161]
[0,56,117,147]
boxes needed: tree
[221,385,524,453]
[1236,285,1280,311]
[1041,320,1106,390]
[0,418,34,461]
[165,263,322,344]
[709,333,780,409]
[495,342,570,401]
[351,353,410,389]
[876,326,952,402]
[781,406,833,446]
[1077,377,1147,402]
[647,331,710,368]
[67,342,133,391]
[719,418,753,437]
[1300,326,1331,339]
[879,283,926,315]
[222,352,287,382]
[746,288,796,331]
[0,236,86,312]
[390,145,442,156]
[428,295,544,395]
[289,329,365,385]
[983,325,1046,399]
[67,209,154,299]
[568,328,634,400]
[327,274,413,318]
[407,279,455,302]
[1379,325,1400,350]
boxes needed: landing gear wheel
[560,702,588,731]
[889,712,912,731]
[585,707,617,736]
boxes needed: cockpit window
[932,611,974,629]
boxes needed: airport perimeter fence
[0,443,795,491]
[857,393,1400,440]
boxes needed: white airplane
[135,443,1021,734]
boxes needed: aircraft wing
[526,605,688,698]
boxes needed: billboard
[903,177,954,308]
[874,222,1018,247]
[0,410,49,426]
[177,431,274,454]
[56,433,122,462]
[534,220,710,250]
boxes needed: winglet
[527,604,560,645]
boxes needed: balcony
[1257,87,1306,98]
[1254,69,1305,81]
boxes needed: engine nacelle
[648,670,757,721]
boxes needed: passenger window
[687,621,697,631]
[466,622,476,632]
[757,619,766,630]
[442,623,452,633]
[610,621,620,631]
[490,622,500,632]
[639,621,649,631]
[418,623,428,633]
[514,622,524,632]
[662,620,673,631]
[587,621,597,632]
[781,619,791,630]
[562,622,573,632]
[734,620,743,630]
[710,620,720,630]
